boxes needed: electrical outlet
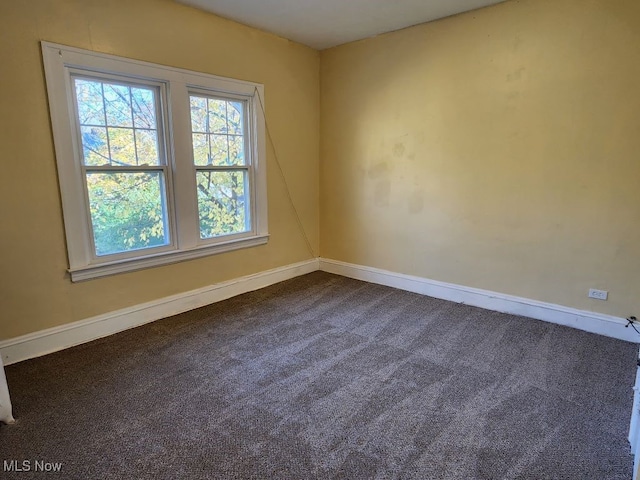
[588,288,608,300]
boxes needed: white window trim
[41,42,268,281]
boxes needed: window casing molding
[41,42,268,281]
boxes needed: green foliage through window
[74,76,169,256]
[72,77,253,257]
[196,171,247,239]
[190,94,250,239]
[86,172,168,256]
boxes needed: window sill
[68,234,269,282]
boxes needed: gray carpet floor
[0,272,637,479]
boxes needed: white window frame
[42,42,268,282]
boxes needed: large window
[75,76,171,257]
[42,43,268,281]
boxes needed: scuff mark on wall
[374,180,391,207]
[368,161,390,179]
[392,142,406,157]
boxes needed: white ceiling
[177,0,509,50]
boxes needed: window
[75,76,171,257]
[42,42,268,281]
[189,93,250,240]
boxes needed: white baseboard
[2,256,635,366]
[319,258,638,343]
[0,259,319,366]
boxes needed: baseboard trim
[3,256,635,366]
[0,259,319,365]
[319,258,638,343]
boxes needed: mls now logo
[4,460,63,472]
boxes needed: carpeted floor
[0,272,637,479]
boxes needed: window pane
[131,87,157,129]
[196,170,249,239]
[210,134,228,166]
[135,130,160,165]
[80,126,109,166]
[190,96,207,132]
[192,133,210,166]
[229,135,245,165]
[74,79,105,125]
[227,101,243,135]
[104,84,133,127]
[86,171,169,256]
[190,95,247,167]
[208,98,227,133]
[108,127,137,166]
[75,77,161,167]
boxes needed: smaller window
[189,94,251,240]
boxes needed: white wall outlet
[588,288,608,300]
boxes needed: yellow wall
[2,0,639,342]
[320,0,640,317]
[0,0,319,339]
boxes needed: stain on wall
[320,0,640,317]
